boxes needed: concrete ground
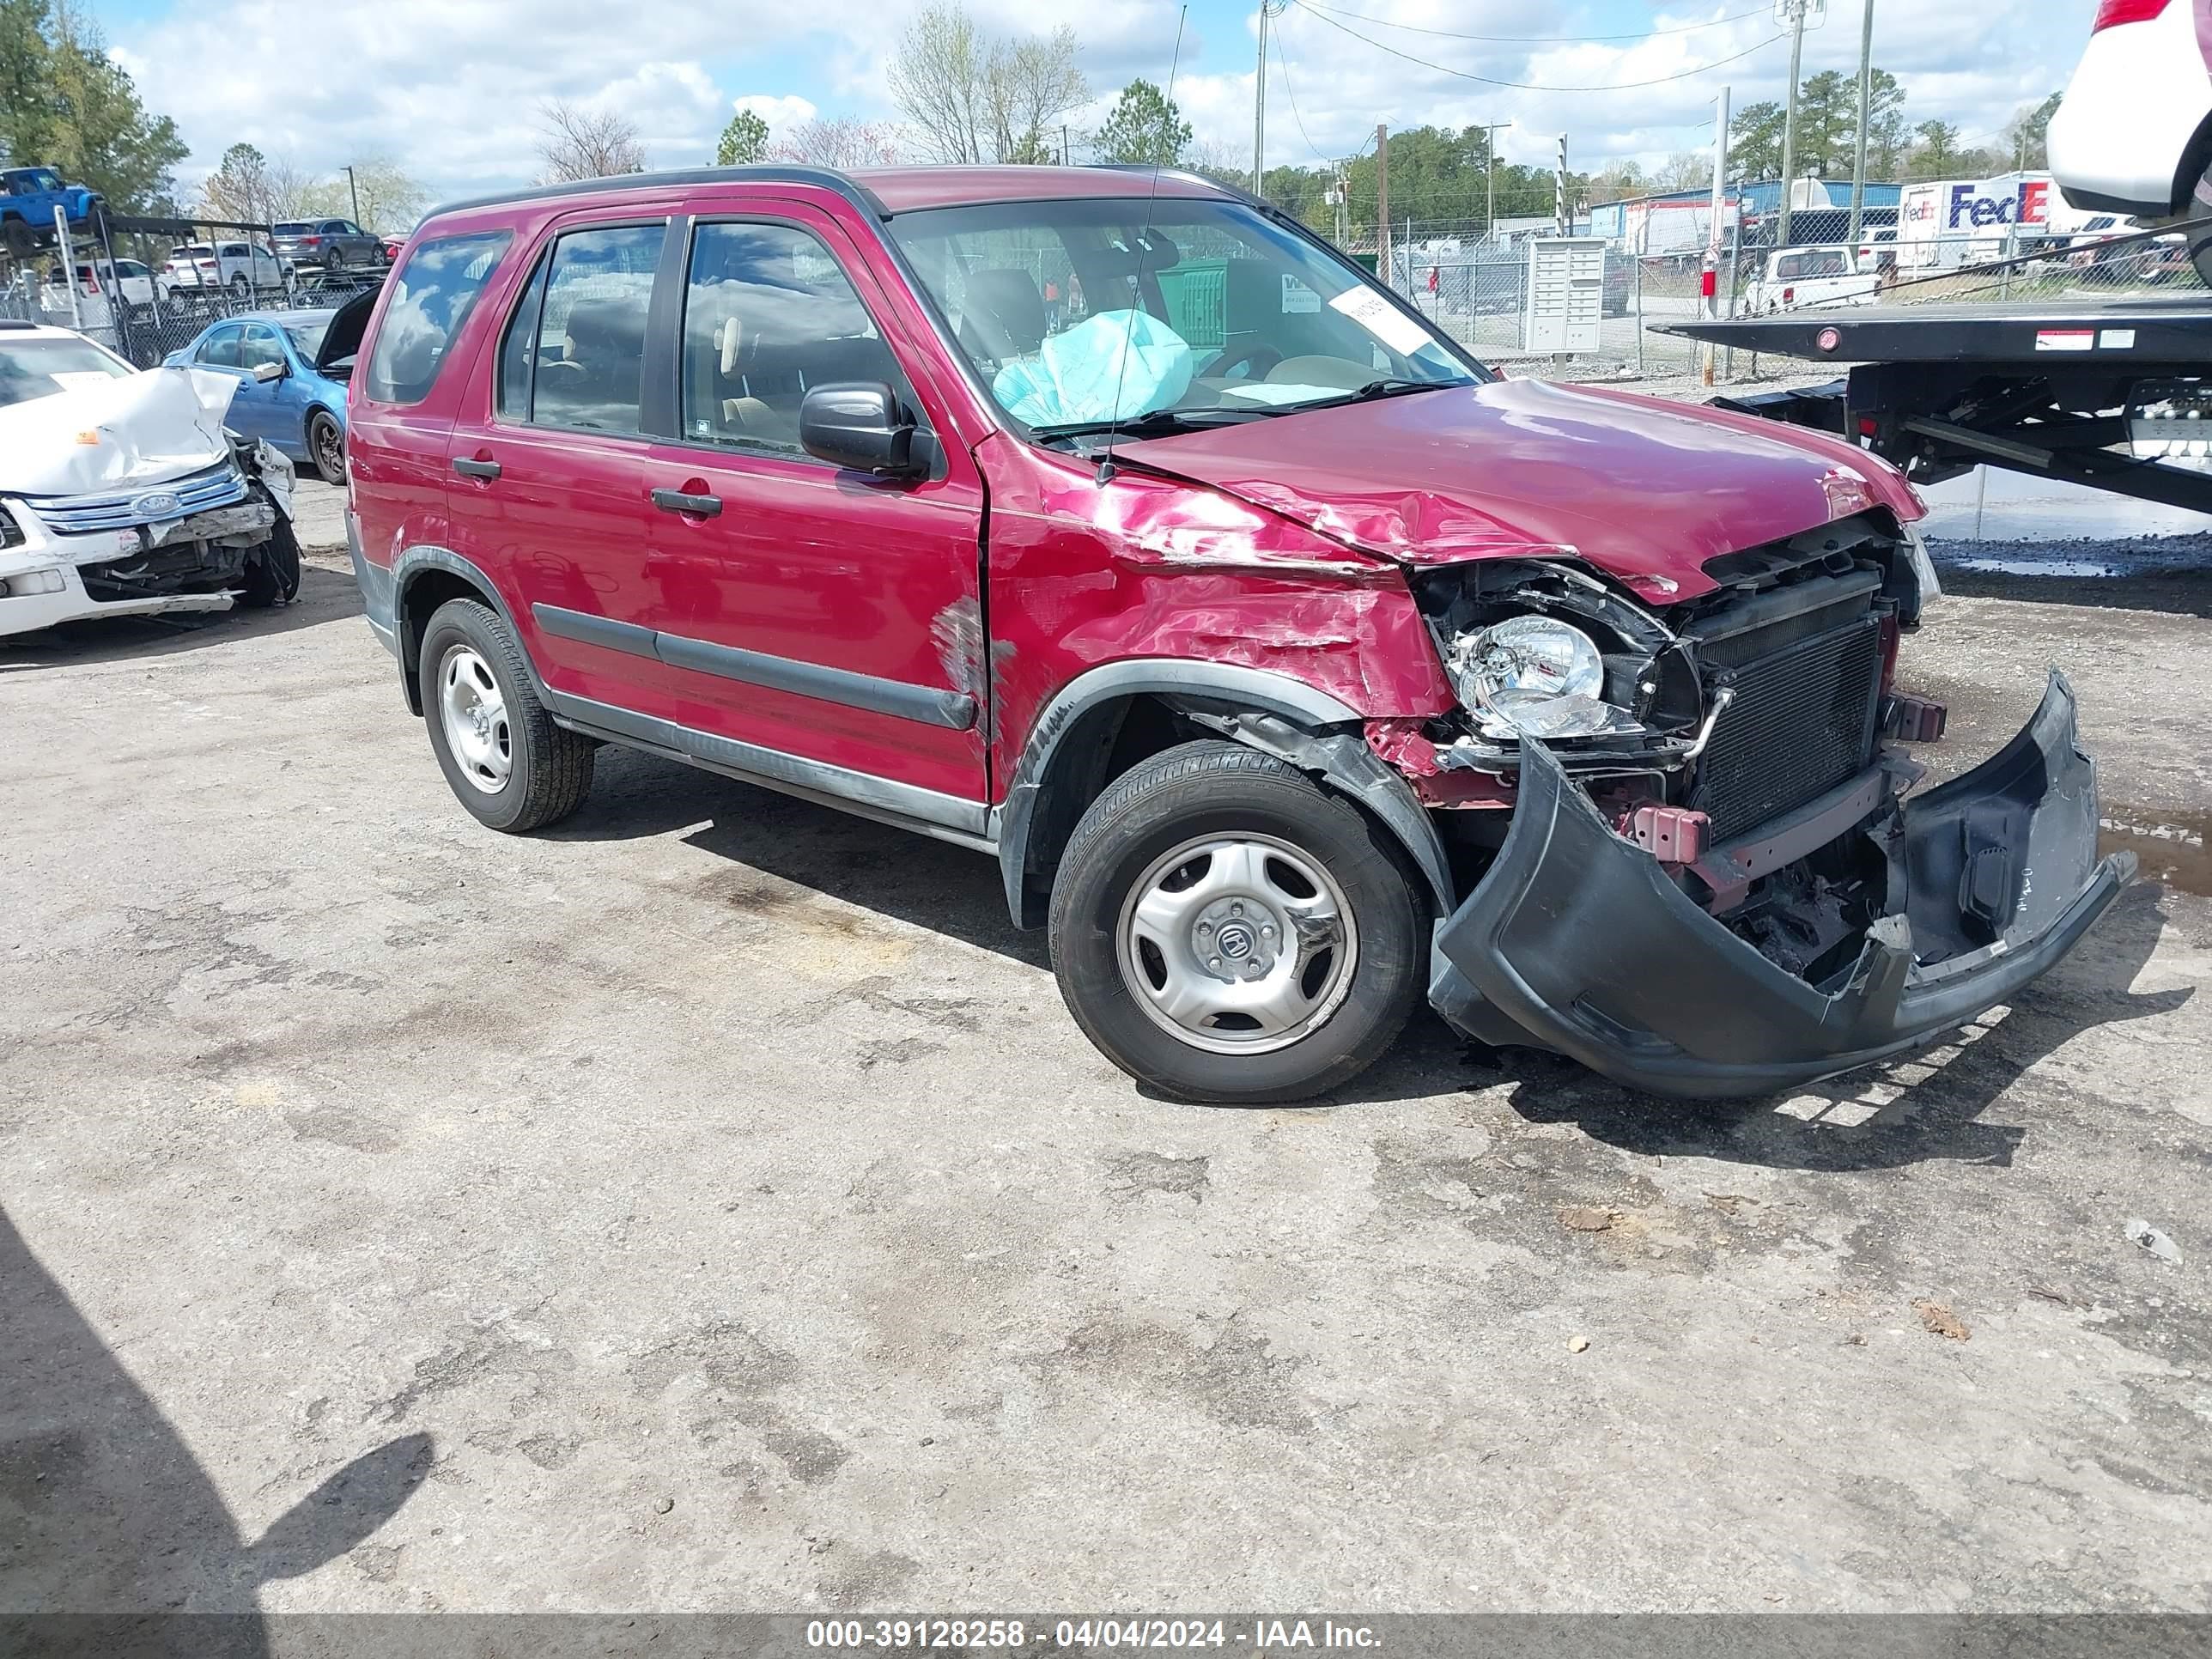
[1,482,2207,1616]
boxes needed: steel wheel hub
[1116,833,1358,1055]
[437,643,511,793]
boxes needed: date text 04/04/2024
[804,1620,1382,1650]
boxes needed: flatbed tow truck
[1658,227,2212,517]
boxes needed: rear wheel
[418,598,593,832]
[307,410,345,485]
[1048,740,1424,1103]
[3,217,33,260]
[327,246,347,271]
[228,273,249,298]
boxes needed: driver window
[240,325,286,373]
[678,220,900,454]
[197,326,242,368]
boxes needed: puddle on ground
[2100,807,2212,898]
[1952,556,2124,578]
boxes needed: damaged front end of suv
[1392,511,2134,1097]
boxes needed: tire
[3,217,33,260]
[418,598,593,833]
[1048,739,1424,1104]
[307,410,345,485]
[328,247,346,271]
[237,515,301,609]
[228,273,249,298]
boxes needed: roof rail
[422,165,891,225]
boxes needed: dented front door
[629,206,987,806]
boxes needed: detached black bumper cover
[1429,672,2136,1098]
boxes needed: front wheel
[1048,740,1424,1103]
[418,598,593,833]
[228,274,249,298]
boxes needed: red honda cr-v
[334,164,2131,1104]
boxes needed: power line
[1268,31,1336,167]
[1300,0,1772,46]
[1289,1,1787,94]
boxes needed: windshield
[283,315,331,357]
[273,222,310,236]
[173,245,211,259]
[886,196,1480,439]
[0,337,136,408]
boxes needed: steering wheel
[1204,341,1283,383]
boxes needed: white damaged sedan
[0,319,300,638]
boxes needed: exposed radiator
[1690,614,1885,842]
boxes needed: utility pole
[1777,0,1809,245]
[344,165,361,225]
[1376,123,1389,285]
[1481,120,1512,242]
[1705,85,1730,386]
[1334,161,1348,247]
[1554,133,1569,235]
[1252,0,1285,196]
[1060,125,1070,167]
[1847,0,1874,245]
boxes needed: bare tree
[536,99,647,184]
[890,4,1086,165]
[768,118,906,169]
[1652,150,1712,192]
[300,155,427,233]
[987,27,1085,164]
[197,143,317,227]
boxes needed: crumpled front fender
[1429,671,2135,1098]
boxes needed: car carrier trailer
[1658,291,2212,516]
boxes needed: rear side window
[364,229,510,406]
[519,222,665,435]
[196,325,242,368]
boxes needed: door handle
[452,457,501,480]
[651,487,722,517]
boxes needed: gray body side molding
[992,659,1454,929]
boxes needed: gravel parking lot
[3,480,2208,1616]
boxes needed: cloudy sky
[89,0,2102,215]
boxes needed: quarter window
[524,223,666,436]
[363,229,511,406]
[679,221,901,453]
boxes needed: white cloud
[733,94,821,131]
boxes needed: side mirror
[252,359,287,383]
[799,381,925,477]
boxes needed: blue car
[165,308,352,484]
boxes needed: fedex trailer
[1895,172,2098,270]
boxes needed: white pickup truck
[1742,245,1881,314]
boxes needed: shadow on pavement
[550,744,1050,969]
[0,1208,428,1648]
[0,567,361,674]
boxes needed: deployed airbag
[992,308,1194,428]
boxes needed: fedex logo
[1946,178,2050,229]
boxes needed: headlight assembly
[1446,614,1643,740]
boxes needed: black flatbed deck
[1658,295,2212,367]
[1659,294,2212,516]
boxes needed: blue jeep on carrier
[1,166,107,260]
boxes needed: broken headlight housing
[1445,614,1642,740]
